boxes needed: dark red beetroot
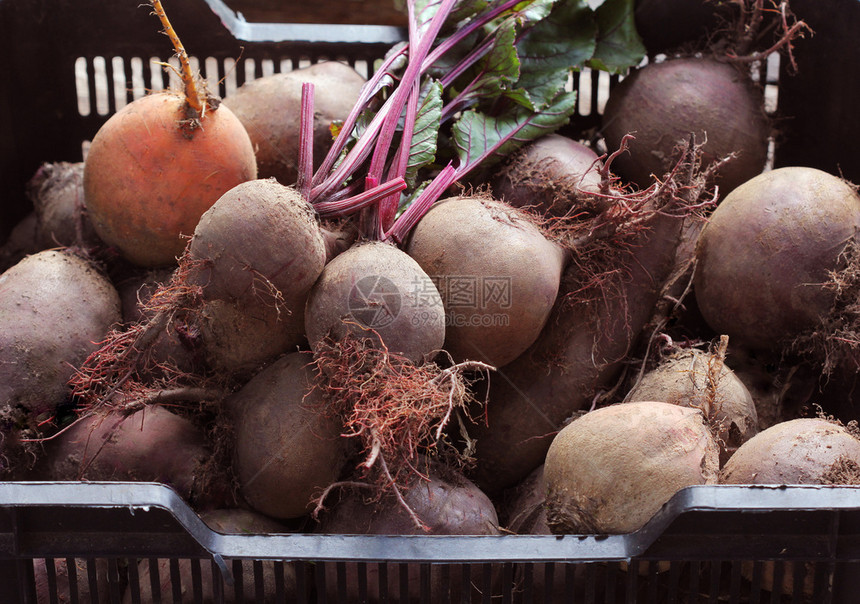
[719,416,860,597]
[222,61,366,186]
[544,401,719,535]
[26,161,102,250]
[0,212,39,272]
[405,195,565,368]
[468,135,723,495]
[720,417,860,486]
[601,56,770,195]
[624,343,759,466]
[197,296,309,379]
[491,134,603,217]
[114,267,200,377]
[693,167,860,356]
[0,249,122,478]
[305,240,446,365]
[0,250,121,417]
[34,405,231,509]
[70,177,328,412]
[187,178,326,307]
[470,209,687,495]
[227,352,349,520]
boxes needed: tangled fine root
[68,255,212,415]
[790,240,860,376]
[0,405,46,478]
[311,328,491,526]
[544,135,723,331]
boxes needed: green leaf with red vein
[452,88,578,177]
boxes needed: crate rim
[205,0,407,45]
[2,482,860,564]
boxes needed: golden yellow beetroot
[82,1,256,267]
[84,91,256,267]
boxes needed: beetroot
[197,297,307,378]
[26,161,101,250]
[720,417,860,486]
[316,467,500,602]
[228,352,348,520]
[0,249,121,476]
[70,177,328,411]
[0,250,121,416]
[490,134,603,217]
[318,471,500,536]
[223,61,366,185]
[719,416,860,598]
[602,56,770,195]
[544,401,720,534]
[0,212,39,272]
[82,2,258,269]
[305,240,445,365]
[34,405,231,508]
[625,344,759,466]
[467,135,721,495]
[405,195,565,367]
[114,267,199,377]
[187,178,326,308]
[469,209,688,494]
[693,167,860,356]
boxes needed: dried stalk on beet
[150,0,206,122]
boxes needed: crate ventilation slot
[74,55,374,117]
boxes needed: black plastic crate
[3,482,860,603]
[1,0,860,602]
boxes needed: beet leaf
[588,0,648,74]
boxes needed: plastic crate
[2,482,860,603]
[1,1,859,603]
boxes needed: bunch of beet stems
[297,0,566,241]
[65,0,563,414]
